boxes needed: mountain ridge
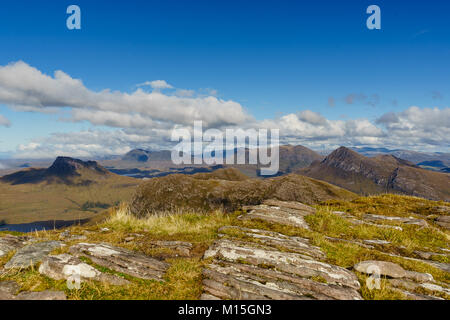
[298,147,450,201]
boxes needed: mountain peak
[1,157,109,185]
[47,157,108,176]
[322,146,363,166]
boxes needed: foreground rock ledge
[4,241,62,269]
[202,200,362,300]
[240,200,315,229]
[39,254,130,286]
[69,242,169,281]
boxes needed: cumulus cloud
[137,80,173,90]
[375,106,450,148]
[258,111,384,147]
[0,114,10,127]
[0,61,251,127]
[298,110,327,126]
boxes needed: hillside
[0,194,448,301]
[0,157,140,224]
[298,147,450,201]
[129,168,356,216]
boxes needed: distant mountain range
[1,145,449,203]
[114,145,323,177]
[298,147,450,201]
[350,147,450,171]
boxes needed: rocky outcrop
[363,214,428,227]
[354,260,433,282]
[354,260,450,299]
[201,200,362,300]
[219,226,325,259]
[0,235,29,257]
[4,241,62,269]
[39,254,130,285]
[239,200,315,229]
[69,243,169,280]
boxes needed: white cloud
[0,61,251,127]
[137,80,173,90]
[298,110,327,126]
[375,106,450,148]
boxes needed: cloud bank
[0,61,448,158]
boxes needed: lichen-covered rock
[39,254,129,285]
[354,260,434,284]
[404,271,434,283]
[354,260,407,278]
[69,243,169,280]
[204,239,360,290]
[240,200,315,229]
[0,235,29,258]
[4,241,62,269]
[203,261,362,300]
[219,226,325,259]
[364,214,428,227]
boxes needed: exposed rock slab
[362,239,391,246]
[364,214,428,227]
[69,243,169,281]
[0,235,29,258]
[204,239,360,290]
[348,218,403,231]
[240,200,315,229]
[354,260,434,283]
[354,260,407,278]
[39,254,129,285]
[4,241,62,269]
[203,261,362,300]
[219,226,325,259]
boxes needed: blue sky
[0,0,449,158]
